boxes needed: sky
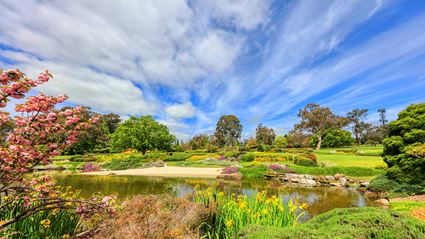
[1,0,425,140]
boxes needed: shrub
[164,153,190,161]
[273,136,288,149]
[367,175,399,192]
[268,164,295,173]
[240,153,256,162]
[221,166,239,174]
[294,156,317,167]
[383,103,425,184]
[69,155,84,162]
[224,151,239,158]
[187,154,219,161]
[102,159,144,170]
[239,207,425,239]
[93,195,210,239]
[82,163,100,172]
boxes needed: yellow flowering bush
[186,154,220,161]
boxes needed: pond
[37,172,375,220]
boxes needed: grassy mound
[239,207,425,239]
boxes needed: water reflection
[38,172,374,219]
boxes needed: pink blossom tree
[0,69,115,231]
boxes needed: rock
[338,177,347,186]
[360,181,370,187]
[364,191,385,200]
[325,175,335,181]
[334,173,345,180]
[330,182,341,187]
[144,160,165,168]
[375,198,390,206]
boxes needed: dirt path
[83,165,223,178]
[391,194,425,202]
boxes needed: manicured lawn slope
[239,207,425,239]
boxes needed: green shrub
[383,103,425,184]
[164,153,190,161]
[102,158,144,170]
[239,207,425,239]
[241,153,256,162]
[367,175,399,192]
[294,155,317,167]
[69,155,84,162]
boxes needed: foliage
[239,207,425,239]
[93,195,211,239]
[256,123,276,145]
[239,165,268,179]
[83,163,100,172]
[310,128,354,148]
[240,152,256,162]
[110,115,176,154]
[273,136,288,149]
[188,134,210,150]
[186,154,219,161]
[347,108,370,144]
[102,158,144,170]
[368,175,425,197]
[383,103,425,184]
[64,111,121,155]
[294,156,317,167]
[0,68,115,232]
[286,130,311,148]
[295,103,348,150]
[221,166,238,174]
[193,189,306,239]
[214,115,243,147]
[0,194,80,239]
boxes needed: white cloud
[165,103,196,119]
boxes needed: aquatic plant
[193,188,306,238]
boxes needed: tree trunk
[316,135,322,150]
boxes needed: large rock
[338,177,347,186]
[334,173,345,180]
[360,181,370,187]
[325,175,335,181]
[375,198,390,206]
[144,160,165,168]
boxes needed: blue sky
[1,0,425,139]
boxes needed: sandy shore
[83,165,223,178]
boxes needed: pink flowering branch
[0,68,114,231]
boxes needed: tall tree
[378,108,388,127]
[214,115,243,147]
[295,103,348,150]
[255,123,276,145]
[111,116,176,154]
[286,129,311,148]
[189,134,210,149]
[347,108,370,144]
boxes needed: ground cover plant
[239,207,425,239]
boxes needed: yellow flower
[0,220,5,225]
[254,212,261,218]
[225,219,234,227]
[262,209,269,215]
[65,202,73,207]
[217,192,225,197]
[278,205,284,212]
[61,234,70,239]
[239,201,247,209]
[40,219,51,228]
[300,203,308,210]
[51,208,59,215]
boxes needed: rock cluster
[265,172,369,188]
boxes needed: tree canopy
[111,116,176,154]
[214,115,243,147]
[255,123,276,145]
[295,103,348,149]
[383,103,425,184]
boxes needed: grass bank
[239,207,425,239]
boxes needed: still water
[38,172,374,220]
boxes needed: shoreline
[83,165,223,178]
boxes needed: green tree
[347,108,371,144]
[286,129,311,148]
[255,123,276,145]
[383,103,425,184]
[64,109,121,154]
[273,136,288,149]
[110,116,176,154]
[189,134,210,150]
[295,103,348,150]
[214,115,243,147]
[311,129,354,148]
